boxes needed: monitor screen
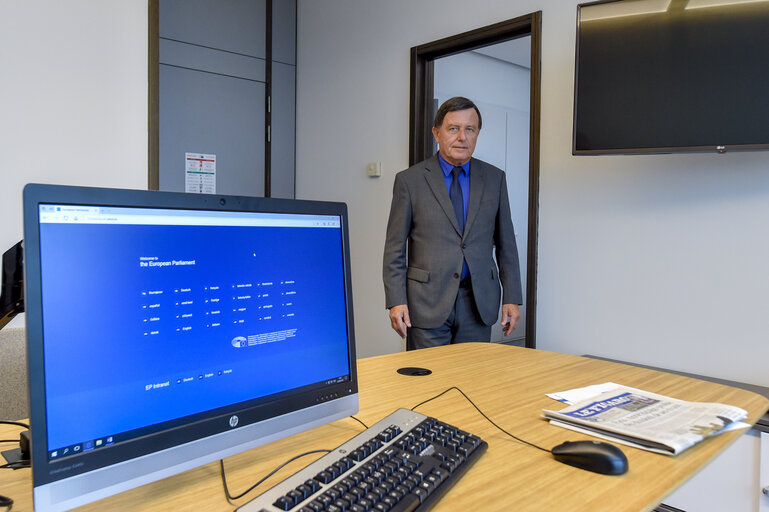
[22,184,358,511]
[573,0,769,154]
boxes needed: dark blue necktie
[450,166,465,233]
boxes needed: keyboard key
[296,484,313,499]
[325,488,342,501]
[286,489,303,505]
[432,467,450,482]
[273,495,293,510]
[307,499,325,511]
[333,498,351,509]
[412,487,428,503]
[389,493,420,512]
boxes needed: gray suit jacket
[383,155,522,328]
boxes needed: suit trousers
[406,283,492,350]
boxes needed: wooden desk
[2,343,768,511]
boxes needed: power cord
[0,422,28,430]
[348,415,369,430]
[217,390,549,506]
[218,415,371,504]
[0,420,27,510]
[219,449,331,504]
[0,462,29,470]
[410,386,551,453]
[0,493,13,510]
[0,423,30,470]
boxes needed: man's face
[432,108,480,166]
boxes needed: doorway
[409,13,541,348]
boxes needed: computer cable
[409,385,629,475]
[219,449,332,505]
[218,416,372,504]
[348,415,369,430]
[0,424,30,470]
[0,493,13,510]
[0,422,28,430]
[218,384,619,506]
[410,385,551,453]
[0,461,29,470]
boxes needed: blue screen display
[38,215,349,452]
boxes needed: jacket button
[453,273,459,279]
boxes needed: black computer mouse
[551,440,628,475]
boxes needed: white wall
[0,1,148,328]
[295,0,769,387]
[1,1,767,389]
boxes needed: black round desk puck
[397,367,432,376]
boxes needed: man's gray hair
[433,96,483,130]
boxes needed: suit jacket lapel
[423,155,463,235]
[464,158,485,235]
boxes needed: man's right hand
[388,304,411,339]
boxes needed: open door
[409,13,541,348]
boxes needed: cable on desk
[219,449,331,504]
[411,386,551,453]
[348,415,368,430]
[0,461,29,470]
[0,421,28,430]
[218,416,369,504]
[0,493,13,510]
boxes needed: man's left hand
[501,304,521,336]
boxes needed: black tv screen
[573,0,769,154]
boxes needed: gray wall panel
[159,65,265,196]
[273,0,296,65]
[158,0,294,199]
[159,0,267,57]
[271,62,296,198]
[159,39,266,82]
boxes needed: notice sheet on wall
[185,153,216,194]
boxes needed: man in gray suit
[383,96,523,350]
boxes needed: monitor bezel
[23,183,358,511]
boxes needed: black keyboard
[237,408,487,512]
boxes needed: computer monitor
[22,184,358,511]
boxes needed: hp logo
[229,415,239,428]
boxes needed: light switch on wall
[366,162,382,177]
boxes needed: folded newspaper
[542,385,748,455]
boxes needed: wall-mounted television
[573,0,769,155]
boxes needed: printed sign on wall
[185,153,216,194]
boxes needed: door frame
[409,12,542,349]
